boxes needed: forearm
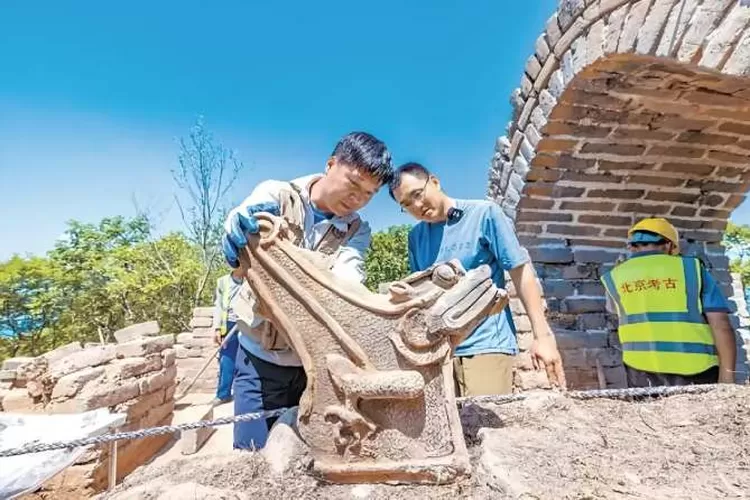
[706,312,737,375]
[510,262,552,339]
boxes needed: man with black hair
[389,162,566,396]
[222,131,393,449]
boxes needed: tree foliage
[724,221,750,288]
[363,224,411,291]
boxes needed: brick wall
[488,0,750,389]
[174,307,219,394]
[0,324,176,496]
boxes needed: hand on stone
[531,334,567,390]
[222,201,280,267]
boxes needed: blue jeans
[216,321,238,400]
[232,345,306,450]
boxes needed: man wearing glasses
[388,162,566,395]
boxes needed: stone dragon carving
[237,213,508,484]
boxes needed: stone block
[190,328,215,339]
[42,341,84,364]
[115,335,175,359]
[575,313,607,331]
[164,383,176,402]
[51,366,106,400]
[138,365,177,395]
[528,246,574,264]
[48,345,117,380]
[193,306,214,318]
[114,321,160,343]
[542,279,576,298]
[2,388,40,413]
[573,249,622,264]
[0,369,16,382]
[555,330,608,350]
[117,387,166,421]
[514,369,550,390]
[106,354,163,381]
[2,357,34,371]
[514,314,532,333]
[162,348,176,367]
[80,381,141,411]
[262,408,306,475]
[189,316,214,329]
[174,404,215,455]
[561,297,607,314]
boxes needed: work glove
[222,201,280,267]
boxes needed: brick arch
[487,0,750,389]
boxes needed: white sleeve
[330,219,372,284]
[223,180,286,233]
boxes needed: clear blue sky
[1,0,748,260]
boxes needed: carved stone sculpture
[238,213,509,484]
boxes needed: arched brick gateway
[488,0,750,389]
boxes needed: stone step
[172,403,216,455]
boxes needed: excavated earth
[100,385,749,500]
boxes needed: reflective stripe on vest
[219,276,232,336]
[600,254,717,375]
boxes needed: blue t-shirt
[407,199,530,356]
[628,251,730,313]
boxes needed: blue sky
[1,1,748,261]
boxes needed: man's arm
[483,204,566,389]
[407,228,419,273]
[212,278,223,345]
[330,219,372,283]
[699,264,737,383]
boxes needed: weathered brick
[676,131,739,146]
[189,316,213,329]
[708,150,749,164]
[587,189,645,199]
[660,162,716,176]
[115,335,175,359]
[699,208,731,218]
[704,194,727,207]
[610,127,675,140]
[544,121,612,137]
[542,279,576,298]
[575,313,608,331]
[672,206,698,217]
[51,366,106,400]
[580,143,646,156]
[48,345,117,380]
[559,200,616,212]
[561,171,623,183]
[547,224,602,237]
[652,116,713,130]
[518,197,555,210]
[645,191,700,204]
[138,365,177,395]
[162,348,176,367]
[550,104,624,123]
[569,238,624,249]
[562,264,596,280]
[627,175,686,187]
[561,297,607,313]
[524,184,586,198]
[716,165,746,178]
[577,214,632,226]
[528,247,574,264]
[517,211,574,223]
[689,179,750,193]
[193,307,214,318]
[681,229,724,243]
[2,389,41,413]
[513,369,550,390]
[526,167,563,182]
[514,315,532,333]
[598,160,652,171]
[724,194,746,210]
[648,145,705,158]
[573,249,622,264]
[106,354,163,381]
[536,137,579,153]
[2,357,35,371]
[718,121,750,135]
[603,227,629,239]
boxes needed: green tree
[364,225,412,291]
[724,221,750,288]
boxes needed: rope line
[0,383,724,458]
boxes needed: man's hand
[222,202,280,267]
[531,334,567,390]
[213,329,223,346]
[719,367,735,384]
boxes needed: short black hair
[331,132,393,185]
[388,162,431,200]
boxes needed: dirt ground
[99,385,750,500]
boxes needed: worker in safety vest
[211,268,244,406]
[601,217,737,387]
[221,131,393,450]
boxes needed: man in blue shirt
[389,162,566,395]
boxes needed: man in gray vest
[221,131,393,449]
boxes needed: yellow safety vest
[218,275,232,337]
[600,253,717,376]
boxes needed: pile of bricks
[174,307,219,394]
[0,322,176,496]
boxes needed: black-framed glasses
[399,177,430,213]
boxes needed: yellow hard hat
[628,217,680,251]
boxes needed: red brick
[559,200,616,212]
[598,160,653,171]
[699,208,730,218]
[561,171,623,183]
[531,153,558,168]
[544,121,613,138]
[517,211,574,223]
[652,116,713,130]
[686,180,750,193]
[660,163,715,176]
[537,137,579,153]
[627,175,685,187]
[587,188,645,199]
[708,150,749,164]
[724,194,746,210]
[645,191,700,204]
[557,154,597,170]
[683,90,741,108]
[550,105,624,123]
[618,202,671,215]
[718,122,750,135]
[611,128,675,141]
[671,206,697,217]
[560,90,630,110]
[647,145,705,158]
[738,140,750,151]
[578,214,632,226]
[715,166,745,179]
[704,194,726,207]
[547,224,602,237]
[524,183,586,198]
[668,218,703,230]
[604,228,629,238]
[676,131,738,146]
[526,167,563,182]
[518,197,555,210]
[580,143,646,156]
[569,238,625,248]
